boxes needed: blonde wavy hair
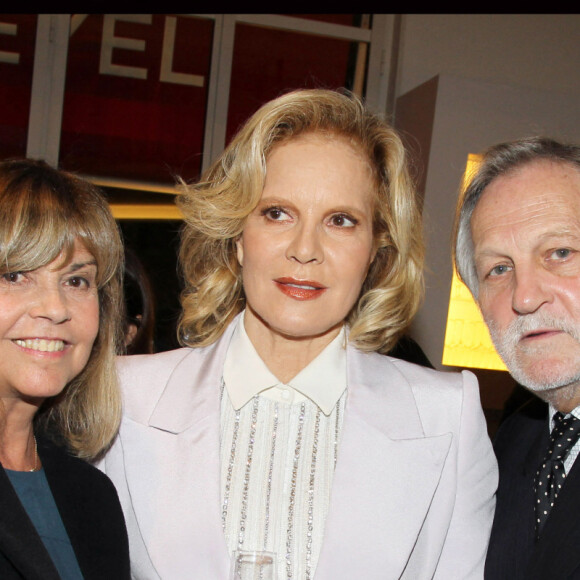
[0,159,124,460]
[178,89,424,354]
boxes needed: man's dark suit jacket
[485,395,580,579]
[0,434,130,579]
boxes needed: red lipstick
[274,277,327,301]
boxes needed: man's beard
[486,312,580,406]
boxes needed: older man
[453,137,580,580]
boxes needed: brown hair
[0,158,124,459]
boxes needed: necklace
[29,435,38,472]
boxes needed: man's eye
[488,264,511,277]
[552,248,571,259]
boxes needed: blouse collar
[223,312,347,415]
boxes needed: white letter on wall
[160,16,204,87]
[0,21,19,64]
[99,14,151,80]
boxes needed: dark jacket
[0,435,130,579]
[486,396,580,579]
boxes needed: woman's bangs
[0,209,76,274]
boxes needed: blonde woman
[0,159,129,579]
[103,89,497,579]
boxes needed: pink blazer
[100,318,497,579]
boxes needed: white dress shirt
[549,403,580,473]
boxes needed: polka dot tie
[534,412,580,539]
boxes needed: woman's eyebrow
[65,259,98,272]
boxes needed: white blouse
[220,315,347,579]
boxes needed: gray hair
[453,136,580,297]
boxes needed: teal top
[6,468,84,579]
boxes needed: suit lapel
[522,422,549,479]
[485,402,549,579]
[316,348,451,578]
[507,402,580,579]
[0,465,60,580]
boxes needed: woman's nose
[29,286,71,324]
[285,223,324,264]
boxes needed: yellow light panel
[110,204,183,220]
[441,153,507,371]
[442,270,507,370]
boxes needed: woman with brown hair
[0,159,129,579]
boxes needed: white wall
[393,14,580,368]
[396,14,580,99]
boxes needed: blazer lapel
[0,465,60,580]
[123,322,237,578]
[316,349,451,579]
